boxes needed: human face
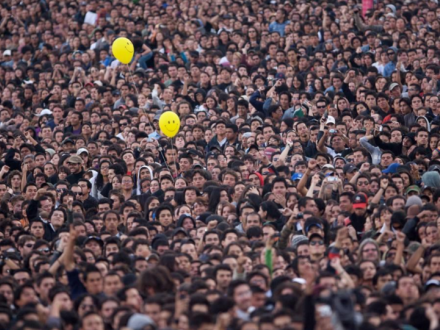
[362,243,378,261]
[82,314,104,330]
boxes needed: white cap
[36,109,52,117]
[93,80,103,86]
[77,148,89,155]
[326,116,336,125]
[3,50,11,56]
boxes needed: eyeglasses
[310,241,324,246]
[38,248,50,253]
[357,181,369,186]
[56,188,67,193]
[25,243,34,248]
[120,122,128,126]
[317,105,326,109]
[73,192,83,196]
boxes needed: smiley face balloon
[159,111,180,138]
[112,37,134,64]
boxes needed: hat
[382,163,400,174]
[206,214,224,224]
[242,132,253,139]
[264,147,277,157]
[291,173,303,181]
[127,314,155,330]
[84,236,104,247]
[291,235,308,248]
[405,195,423,208]
[389,83,399,91]
[333,156,347,166]
[94,80,103,86]
[425,279,440,292]
[309,233,324,241]
[36,109,52,117]
[67,155,83,164]
[275,73,286,80]
[3,50,11,56]
[61,138,74,145]
[405,185,421,195]
[353,193,368,209]
[304,219,323,234]
[172,227,188,238]
[45,148,56,157]
[196,212,212,223]
[405,242,421,254]
[322,164,335,170]
[429,164,440,172]
[77,148,89,155]
[326,116,336,125]
[151,234,168,250]
[343,164,358,174]
[386,4,396,13]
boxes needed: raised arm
[63,225,78,272]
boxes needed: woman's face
[182,218,194,230]
[44,164,55,177]
[150,180,160,193]
[112,177,121,190]
[148,199,160,210]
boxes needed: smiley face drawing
[159,111,181,138]
[112,37,134,64]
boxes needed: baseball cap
[45,148,56,157]
[428,164,440,172]
[275,73,286,80]
[326,116,336,125]
[389,83,399,91]
[264,147,277,157]
[77,148,89,155]
[291,173,303,181]
[304,219,323,234]
[3,50,11,56]
[425,279,440,292]
[382,163,400,174]
[343,164,358,174]
[61,138,74,145]
[36,109,52,117]
[84,236,104,247]
[322,164,335,170]
[405,185,421,195]
[353,193,368,209]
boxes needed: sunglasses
[310,241,324,246]
[73,192,83,196]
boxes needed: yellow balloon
[159,111,180,138]
[112,37,134,64]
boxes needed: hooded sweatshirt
[136,165,154,195]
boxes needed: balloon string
[127,67,174,180]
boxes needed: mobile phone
[329,129,337,134]
[323,110,328,119]
[272,233,280,242]
[328,176,337,182]
[378,125,383,132]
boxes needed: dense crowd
[3,0,440,330]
